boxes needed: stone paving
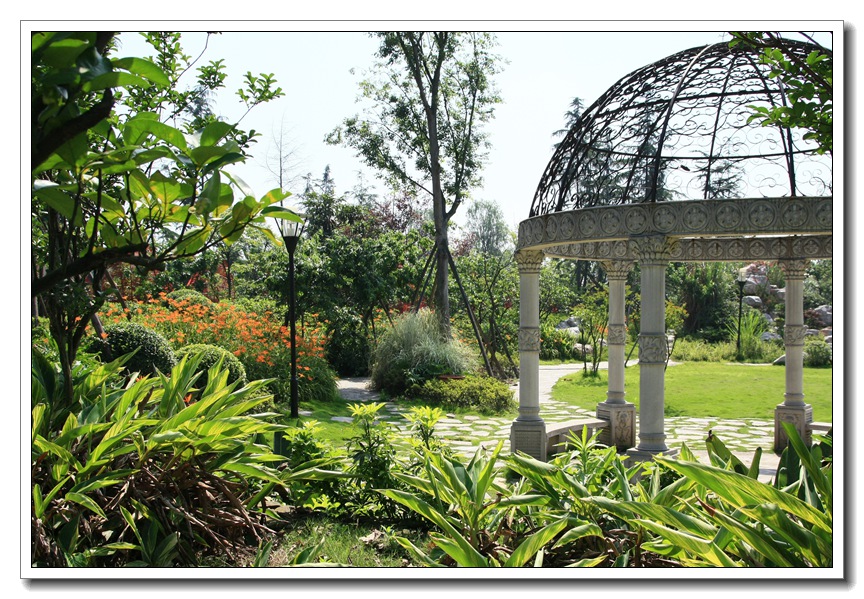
[333,364,779,466]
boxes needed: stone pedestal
[596,400,636,450]
[774,403,813,451]
[510,419,547,462]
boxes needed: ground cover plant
[550,362,832,421]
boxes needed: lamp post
[277,215,305,420]
[735,267,748,361]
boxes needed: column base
[510,418,547,462]
[596,401,636,450]
[774,403,813,451]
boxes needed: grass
[551,362,834,421]
[262,514,425,567]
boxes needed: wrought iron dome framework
[530,39,832,217]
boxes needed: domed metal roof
[530,39,832,217]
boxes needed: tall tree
[328,32,502,336]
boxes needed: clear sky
[115,27,835,231]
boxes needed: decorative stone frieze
[638,333,669,364]
[516,197,832,253]
[541,235,831,262]
[518,327,541,352]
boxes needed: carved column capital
[515,250,544,274]
[631,235,673,265]
[779,258,809,280]
[601,260,633,281]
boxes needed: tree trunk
[434,231,450,338]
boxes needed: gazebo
[511,39,833,462]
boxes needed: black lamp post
[735,267,747,361]
[277,215,304,419]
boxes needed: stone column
[774,258,813,450]
[627,236,677,462]
[510,250,546,460]
[596,260,635,450]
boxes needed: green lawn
[551,362,834,421]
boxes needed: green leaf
[379,488,487,566]
[504,517,570,567]
[259,188,291,206]
[33,185,80,223]
[189,146,229,169]
[112,56,170,86]
[199,121,235,146]
[656,457,831,532]
[636,519,739,567]
[553,521,605,548]
[65,491,107,519]
[82,71,153,93]
[124,118,188,152]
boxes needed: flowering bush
[100,294,338,405]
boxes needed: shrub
[804,336,832,368]
[370,309,476,395]
[92,322,177,376]
[408,375,516,415]
[539,324,583,362]
[175,343,247,389]
[165,288,214,309]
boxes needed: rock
[813,305,832,326]
[556,317,581,331]
[743,295,763,309]
[761,332,783,342]
[806,329,820,337]
[776,288,786,300]
[825,335,833,344]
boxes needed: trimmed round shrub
[408,375,516,415]
[165,288,214,309]
[95,322,177,376]
[370,309,476,395]
[804,336,832,368]
[175,343,247,387]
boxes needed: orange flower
[184,393,193,405]
[100,332,108,339]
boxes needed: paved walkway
[334,363,784,479]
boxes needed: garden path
[333,363,782,480]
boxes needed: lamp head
[276,211,305,254]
